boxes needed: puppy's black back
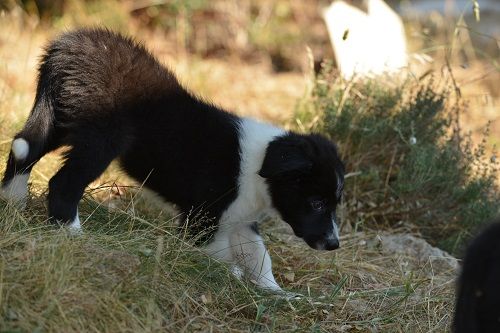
[454,220,500,332]
[2,28,241,237]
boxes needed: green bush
[296,67,499,255]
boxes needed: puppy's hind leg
[1,96,56,206]
[47,129,122,232]
[1,149,30,205]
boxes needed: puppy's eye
[310,200,325,212]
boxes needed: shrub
[296,67,499,255]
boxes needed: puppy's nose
[324,238,339,251]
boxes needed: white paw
[67,213,83,235]
[230,265,244,280]
[272,289,304,301]
[0,174,29,209]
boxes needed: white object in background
[323,0,408,79]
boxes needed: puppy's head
[259,133,344,251]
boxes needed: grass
[0,189,456,332]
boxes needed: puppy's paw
[52,213,84,236]
[262,287,303,300]
[0,187,27,210]
[67,214,83,235]
[0,175,29,209]
[274,290,304,301]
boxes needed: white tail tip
[12,138,29,161]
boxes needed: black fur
[454,219,500,332]
[259,133,344,250]
[1,28,345,250]
[2,28,240,239]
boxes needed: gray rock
[378,233,459,275]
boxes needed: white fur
[12,138,29,161]
[332,217,339,240]
[222,118,285,224]
[68,210,82,234]
[0,173,29,204]
[204,118,285,291]
[315,219,339,251]
[0,138,31,206]
[229,224,281,290]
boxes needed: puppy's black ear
[259,136,312,179]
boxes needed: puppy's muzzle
[315,219,340,250]
[314,236,340,251]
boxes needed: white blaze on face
[331,170,343,241]
[332,216,340,240]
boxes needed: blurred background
[0,0,498,143]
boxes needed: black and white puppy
[0,28,344,293]
[454,219,500,332]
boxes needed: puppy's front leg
[229,222,282,292]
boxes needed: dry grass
[0,191,456,332]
